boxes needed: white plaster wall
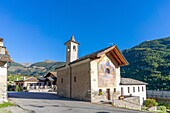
[115,67,120,90]
[0,48,5,54]
[90,60,98,92]
[0,63,8,103]
[0,42,3,46]
[70,42,78,62]
[119,85,146,105]
[24,82,39,87]
[0,64,7,76]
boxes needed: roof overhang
[0,54,12,62]
[44,72,57,78]
[97,45,129,67]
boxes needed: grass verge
[0,101,14,108]
[0,109,12,113]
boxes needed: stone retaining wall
[147,90,170,100]
[113,97,141,110]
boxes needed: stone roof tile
[120,78,148,85]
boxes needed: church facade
[56,36,147,105]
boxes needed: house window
[128,87,130,93]
[98,89,102,95]
[73,45,76,51]
[138,86,140,92]
[74,76,76,82]
[133,87,135,92]
[114,88,116,94]
[61,78,63,83]
[105,68,110,73]
[142,86,144,91]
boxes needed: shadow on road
[8,92,146,113]
[8,92,79,101]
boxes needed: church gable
[97,45,128,67]
[97,56,117,87]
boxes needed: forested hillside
[121,37,170,90]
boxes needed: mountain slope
[8,60,65,76]
[121,37,170,90]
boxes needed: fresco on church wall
[98,56,116,87]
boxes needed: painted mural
[98,56,116,87]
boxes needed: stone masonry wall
[57,67,71,98]
[0,64,8,103]
[114,97,141,110]
[147,90,170,100]
[71,60,91,101]
[124,96,140,105]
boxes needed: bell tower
[65,36,79,64]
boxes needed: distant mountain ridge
[8,60,65,76]
[20,62,32,67]
[121,37,170,90]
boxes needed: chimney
[0,38,5,54]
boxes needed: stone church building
[56,36,147,106]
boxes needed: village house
[0,38,11,103]
[43,72,57,88]
[56,36,147,107]
[15,72,57,92]
[15,77,43,90]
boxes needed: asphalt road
[8,92,146,113]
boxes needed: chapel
[56,36,147,105]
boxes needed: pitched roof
[69,46,113,64]
[0,38,3,42]
[0,38,12,62]
[64,35,79,45]
[72,45,128,66]
[44,72,57,78]
[0,54,12,62]
[120,78,148,85]
[70,35,75,41]
[50,72,57,76]
[37,77,46,81]
[56,44,128,70]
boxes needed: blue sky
[0,0,170,63]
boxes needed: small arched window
[67,46,70,51]
[73,45,76,51]
[105,68,110,74]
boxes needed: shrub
[144,98,158,107]
[15,85,20,92]
[0,102,14,108]
[98,91,102,96]
[23,86,27,90]
[158,106,167,113]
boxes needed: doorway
[106,89,110,100]
[121,87,124,96]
